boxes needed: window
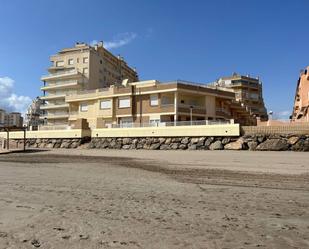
[68,59,74,65]
[83,68,88,74]
[83,57,89,63]
[100,100,112,109]
[80,103,88,112]
[56,61,64,67]
[100,60,103,64]
[119,97,130,108]
[150,94,159,106]
[77,58,80,63]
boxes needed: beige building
[0,109,5,127]
[209,73,268,121]
[40,41,138,129]
[0,111,24,128]
[291,66,309,122]
[65,80,255,129]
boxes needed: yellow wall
[92,124,239,137]
[0,129,91,139]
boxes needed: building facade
[291,66,309,122]
[0,110,24,128]
[208,73,268,121]
[40,41,138,129]
[65,80,255,129]
[24,97,44,130]
[0,109,5,127]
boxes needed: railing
[111,119,231,129]
[39,125,71,130]
[42,69,79,78]
[44,80,80,87]
[216,108,231,115]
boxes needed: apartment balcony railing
[160,104,175,112]
[40,113,69,119]
[39,124,71,130]
[41,69,82,81]
[178,104,207,115]
[111,119,231,129]
[216,108,231,116]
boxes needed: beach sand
[0,149,308,248]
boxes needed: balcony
[40,103,69,110]
[40,112,69,120]
[41,69,83,81]
[41,94,66,100]
[178,104,206,115]
[216,107,232,117]
[160,104,175,113]
[41,80,82,91]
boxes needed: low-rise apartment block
[65,80,255,129]
[40,41,138,129]
[208,73,268,121]
[291,66,309,122]
[0,110,23,128]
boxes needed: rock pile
[9,134,309,151]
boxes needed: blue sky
[0,0,308,118]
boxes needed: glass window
[83,57,89,63]
[68,59,74,65]
[119,97,130,108]
[150,94,159,106]
[100,100,112,109]
[83,68,88,74]
[56,61,64,67]
[80,103,88,112]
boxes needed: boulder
[170,143,179,150]
[150,143,160,150]
[288,136,299,145]
[165,138,172,145]
[221,137,231,145]
[181,137,190,144]
[209,140,223,150]
[179,144,187,150]
[159,138,166,144]
[247,141,258,151]
[205,137,214,147]
[291,139,309,151]
[224,138,244,150]
[256,139,289,151]
[188,144,197,150]
[122,138,131,145]
[122,144,131,150]
[190,138,199,144]
[160,144,170,150]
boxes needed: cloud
[90,32,137,50]
[273,110,291,120]
[0,76,32,114]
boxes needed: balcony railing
[39,125,71,130]
[110,119,231,129]
[41,69,80,79]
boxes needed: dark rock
[291,139,309,151]
[160,144,170,150]
[247,141,258,150]
[221,137,231,145]
[256,139,289,151]
[170,143,179,150]
[179,144,187,150]
[205,137,214,147]
[209,140,223,150]
[150,143,160,150]
[188,144,197,150]
[181,137,190,144]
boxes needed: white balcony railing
[41,69,79,79]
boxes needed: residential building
[0,109,5,127]
[65,80,256,129]
[0,111,24,127]
[40,41,138,129]
[291,66,309,122]
[25,97,44,130]
[208,73,268,121]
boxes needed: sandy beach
[0,149,308,248]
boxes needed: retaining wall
[8,134,309,151]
